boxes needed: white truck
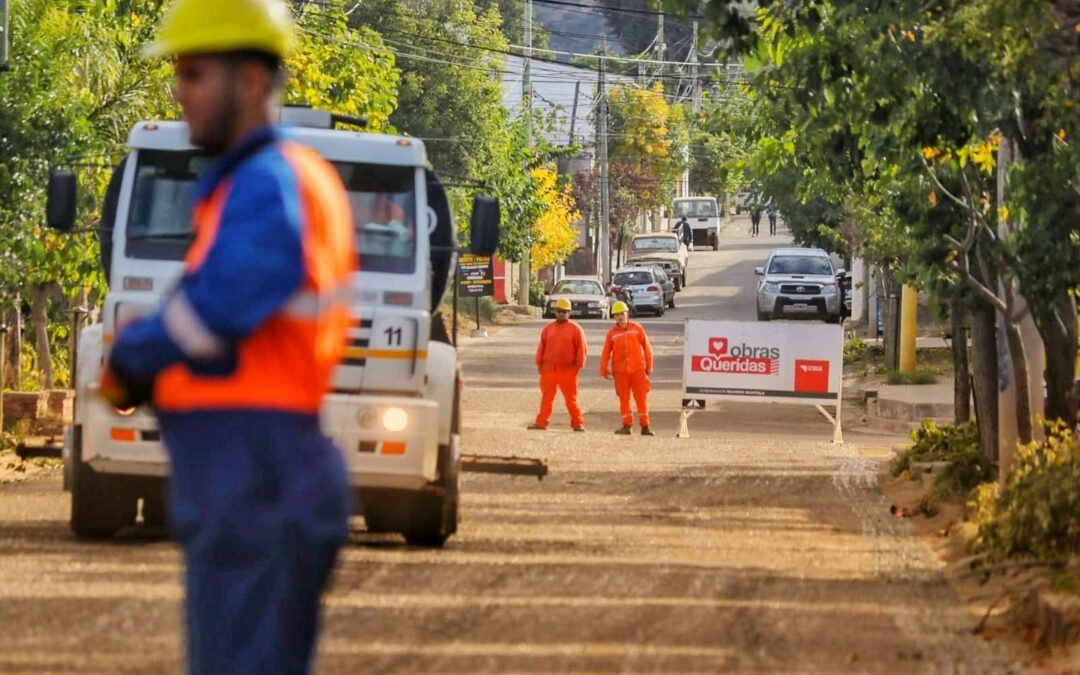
[670,196,721,251]
[46,107,501,546]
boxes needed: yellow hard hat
[611,301,629,315]
[553,298,573,311]
[143,0,296,59]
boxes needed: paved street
[0,220,1021,673]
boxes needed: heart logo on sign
[708,337,728,356]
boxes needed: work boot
[527,423,546,431]
[614,425,632,435]
[573,426,586,432]
[641,426,655,436]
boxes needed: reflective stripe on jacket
[152,135,354,414]
[535,320,587,372]
[599,321,653,377]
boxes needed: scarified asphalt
[0,222,1024,673]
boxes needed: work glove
[98,358,155,410]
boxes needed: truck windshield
[125,149,205,261]
[124,151,418,274]
[336,162,417,275]
[767,255,833,276]
[673,199,717,218]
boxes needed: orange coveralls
[600,321,654,428]
[535,320,588,428]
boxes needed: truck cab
[48,108,497,546]
[670,196,720,251]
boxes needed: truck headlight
[588,301,600,307]
[764,282,779,293]
[822,284,837,294]
[382,406,408,432]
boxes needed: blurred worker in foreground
[99,0,355,673]
[600,301,655,436]
[529,297,588,431]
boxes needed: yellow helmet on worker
[143,0,296,59]
[553,298,573,311]
[611,301,629,316]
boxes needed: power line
[530,0,704,20]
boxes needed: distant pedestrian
[750,207,762,237]
[600,301,654,436]
[529,298,588,431]
[676,216,693,249]
[767,206,779,235]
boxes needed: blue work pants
[159,410,351,675]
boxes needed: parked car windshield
[614,270,653,286]
[552,280,603,296]
[767,255,833,276]
[632,237,678,253]
[672,199,717,218]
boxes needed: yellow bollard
[898,284,917,374]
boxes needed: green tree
[0,0,172,387]
[289,2,400,131]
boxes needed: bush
[529,279,547,308]
[970,421,1080,563]
[892,419,995,497]
[892,419,981,475]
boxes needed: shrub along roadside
[891,419,997,500]
[969,421,1080,564]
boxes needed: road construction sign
[681,320,843,405]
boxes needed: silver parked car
[611,266,669,317]
[755,248,844,323]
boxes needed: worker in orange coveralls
[528,298,588,432]
[600,301,655,436]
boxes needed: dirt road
[0,222,1024,673]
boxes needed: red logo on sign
[794,359,830,392]
[692,336,780,375]
[708,337,728,356]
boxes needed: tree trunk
[880,268,901,371]
[949,294,971,423]
[31,284,52,389]
[970,301,999,462]
[1037,290,1078,425]
[1003,318,1033,445]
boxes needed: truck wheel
[404,379,461,547]
[71,462,137,539]
[668,295,676,309]
[141,491,168,529]
[757,307,771,321]
[673,277,681,292]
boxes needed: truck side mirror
[469,196,500,256]
[754,266,764,276]
[47,171,78,232]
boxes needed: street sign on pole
[457,254,494,298]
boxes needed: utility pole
[568,81,580,145]
[598,50,611,286]
[690,22,700,115]
[517,0,533,307]
[0,0,10,70]
[655,12,665,83]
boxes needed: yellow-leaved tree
[529,165,581,269]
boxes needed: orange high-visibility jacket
[153,138,355,414]
[600,321,653,377]
[535,321,588,372]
